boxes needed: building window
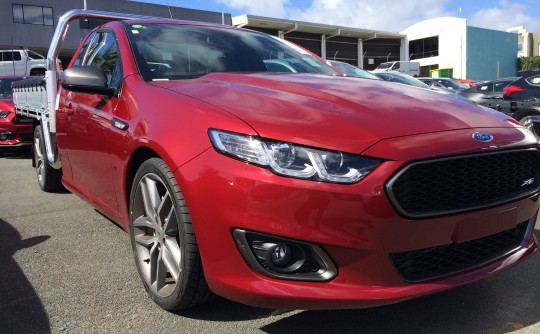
[409,36,439,60]
[13,4,54,26]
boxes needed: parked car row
[321,60,540,138]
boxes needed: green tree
[518,56,540,71]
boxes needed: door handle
[65,103,74,116]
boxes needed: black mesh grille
[389,221,529,282]
[386,149,540,218]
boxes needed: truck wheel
[34,125,62,192]
[129,158,213,310]
[513,108,540,139]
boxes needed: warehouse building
[402,17,518,80]
[232,15,406,70]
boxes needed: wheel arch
[512,106,540,121]
[29,68,46,76]
[124,146,160,214]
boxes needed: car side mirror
[60,66,116,96]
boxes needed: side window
[393,62,400,70]
[79,31,122,89]
[3,52,13,61]
[478,83,492,91]
[72,32,97,67]
[493,81,510,92]
[526,75,540,86]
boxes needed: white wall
[401,17,468,79]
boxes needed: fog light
[0,131,13,141]
[271,244,291,267]
[233,229,337,281]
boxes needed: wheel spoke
[156,189,170,219]
[163,237,181,281]
[134,234,155,248]
[141,176,161,219]
[154,250,168,292]
[133,216,156,231]
[34,137,43,159]
[149,242,160,284]
[163,205,176,234]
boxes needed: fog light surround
[0,131,13,141]
[233,229,337,281]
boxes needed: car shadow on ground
[0,218,50,333]
[0,149,32,159]
[180,230,540,334]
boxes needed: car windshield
[125,23,339,81]
[0,78,22,98]
[329,61,379,80]
[439,79,468,89]
[376,73,429,88]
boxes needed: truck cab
[0,50,47,76]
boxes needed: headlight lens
[209,129,381,184]
[0,111,9,118]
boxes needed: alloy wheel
[132,173,182,297]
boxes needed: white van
[374,61,420,77]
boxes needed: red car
[19,18,539,311]
[0,76,32,152]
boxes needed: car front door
[59,31,123,214]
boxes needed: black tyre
[129,158,213,310]
[513,108,540,139]
[33,125,62,192]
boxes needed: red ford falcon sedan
[0,76,32,152]
[23,18,538,311]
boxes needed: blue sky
[133,0,540,32]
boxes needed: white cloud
[289,0,455,32]
[217,0,540,33]
[215,0,291,18]
[468,1,540,32]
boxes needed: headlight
[0,111,9,118]
[209,129,381,184]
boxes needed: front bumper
[174,127,540,310]
[0,114,32,148]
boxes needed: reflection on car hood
[0,98,14,111]
[152,73,514,154]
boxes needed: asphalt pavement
[1,150,539,334]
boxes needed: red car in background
[0,76,32,152]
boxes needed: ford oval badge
[472,132,493,142]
